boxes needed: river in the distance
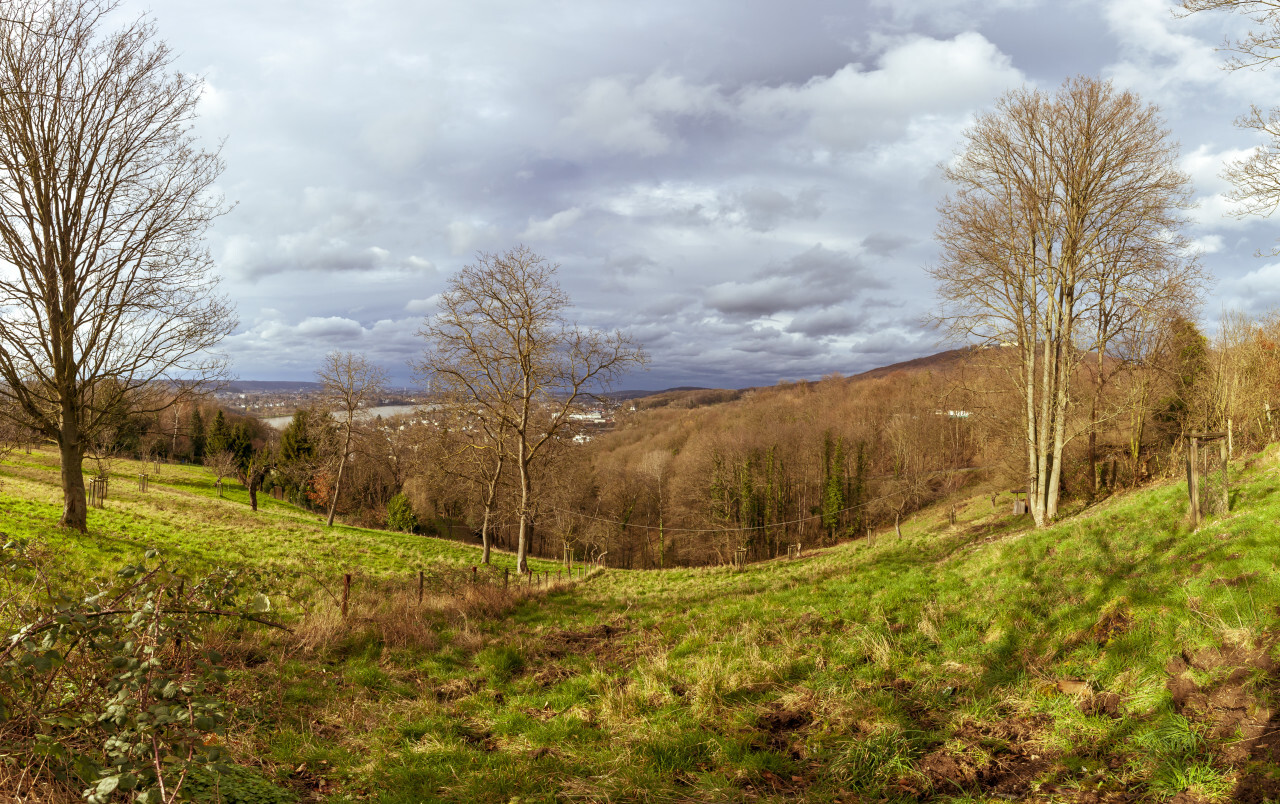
[263,404,421,430]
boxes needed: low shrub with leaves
[0,541,290,803]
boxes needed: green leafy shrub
[0,541,285,802]
[387,493,419,533]
[182,764,296,804]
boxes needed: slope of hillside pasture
[0,448,563,591]
[6,447,1280,802]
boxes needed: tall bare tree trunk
[326,428,351,527]
[58,401,87,531]
[1025,321,1039,528]
[655,504,665,568]
[1046,282,1074,522]
[479,450,504,564]
[516,433,530,574]
[1033,319,1055,527]
[1089,343,1105,496]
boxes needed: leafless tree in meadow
[0,0,234,530]
[931,76,1198,526]
[317,351,389,527]
[417,246,646,573]
[204,450,237,495]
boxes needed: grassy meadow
[5,446,1280,802]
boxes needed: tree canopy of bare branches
[417,246,646,573]
[317,351,389,528]
[0,0,234,530]
[931,76,1199,526]
[1181,0,1280,228]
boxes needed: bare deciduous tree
[204,450,237,496]
[417,246,646,573]
[317,351,388,528]
[0,0,234,530]
[930,76,1197,526]
[637,449,672,568]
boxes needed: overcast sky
[114,0,1280,389]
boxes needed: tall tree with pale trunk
[931,76,1198,526]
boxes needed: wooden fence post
[1187,436,1200,528]
[504,568,509,588]
[342,573,351,618]
[471,566,477,584]
[1220,437,1230,513]
[417,570,424,604]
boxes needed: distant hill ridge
[620,348,976,408]
[230,349,972,400]
[851,346,975,380]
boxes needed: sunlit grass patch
[9,444,1280,801]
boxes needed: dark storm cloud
[111,0,1280,388]
[786,307,860,338]
[705,245,884,318]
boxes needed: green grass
[0,448,562,588]
[7,445,1280,802]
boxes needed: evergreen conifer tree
[189,408,206,462]
[206,410,229,457]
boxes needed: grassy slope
[0,449,561,588]
[7,447,1280,802]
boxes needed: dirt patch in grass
[1211,572,1259,588]
[730,703,819,796]
[1081,691,1124,718]
[1165,639,1277,766]
[1234,707,1280,804]
[1168,634,1280,802]
[541,622,625,658]
[536,620,654,668]
[738,768,809,797]
[758,707,813,758]
[1089,606,1133,646]
[918,715,1054,798]
[529,663,577,687]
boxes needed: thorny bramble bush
[0,540,287,802]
